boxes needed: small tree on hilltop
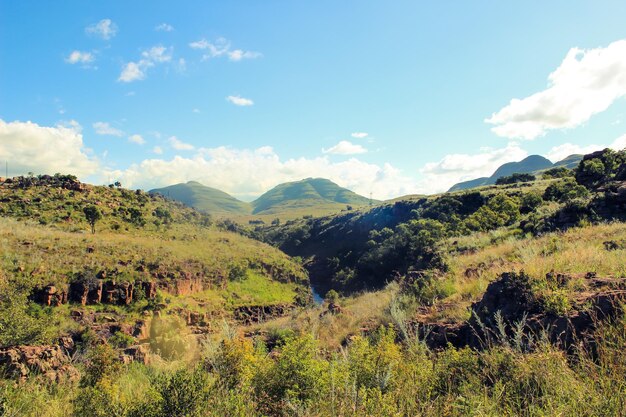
[83,205,102,234]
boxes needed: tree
[83,205,102,234]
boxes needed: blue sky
[2,1,626,199]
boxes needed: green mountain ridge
[150,177,374,217]
[148,181,251,215]
[251,178,374,214]
[448,154,583,192]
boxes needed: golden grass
[431,221,626,322]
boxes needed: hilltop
[149,181,250,215]
[251,177,374,214]
[149,177,376,220]
[449,154,583,191]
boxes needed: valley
[0,147,625,416]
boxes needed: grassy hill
[449,154,583,191]
[251,177,374,215]
[149,181,251,215]
[148,178,376,220]
[0,174,307,347]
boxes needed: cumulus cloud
[152,146,163,154]
[103,146,417,200]
[128,134,145,145]
[168,136,194,151]
[85,19,117,40]
[65,50,94,65]
[118,45,173,83]
[119,62,145,82]
[417,143,529,194]
[0,119,97,177]
[351,132,369,139]
[546,134,626,162]
[155,23,174,32]
[323,140,368,155]
[93,122,124,137]
[189,37,261,62]
[486,40,626,140]
[226,95,254,106]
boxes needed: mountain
[251,178,374,215]
[149,178,375,218]
[448,154,582,192]
[149,181,251,215]
[552,154,583,169]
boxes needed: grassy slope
[251,221,626,348]
[251,178,374,214]
[0,179,307,320]
[149,181,251,216]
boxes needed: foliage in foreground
[2,315,626,417]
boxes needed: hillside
[149,181,251,215]
[0,174,308,348]
[251,177,374,215]
[148,178,375,220]
[449,154,582,191]
[264,148,626,295]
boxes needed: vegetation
[0,147,625,416]
[149,178,376,221]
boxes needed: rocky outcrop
[414,272,626,351]
[160,277,206,296]
[0,337,79,382]
[65,279,157,306]
[121,344,150,365]
[32,285,69,306]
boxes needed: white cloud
[417,143,529,194]
[93,122,124,137]
[487,40,626,140]
[351,132,369,139]
[545,143,604,162]
[0,119,98,177]
[118,45,173,83]
[65,50,94,65]
[141,45,172,63]
[189,37,261,62]
[128,134,145,145]
[546,134,626,162]
[118,62,146,82]
[228,49,262,61]
[103,146,417,200]
[612,134,626,150]
[85,19,117,40]
[168,136,194,151]
[323,140,368,155]
[155,23,174,32]
[152,146,163,155]
[226,95,254,106]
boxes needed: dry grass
[430,221,626,322]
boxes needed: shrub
[543,166,573,179]
[520,191,543,214]
[496,173,536,185]
[543,178,589,203]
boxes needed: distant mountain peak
[448,154,582,192]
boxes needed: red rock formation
[0,338,79,383]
